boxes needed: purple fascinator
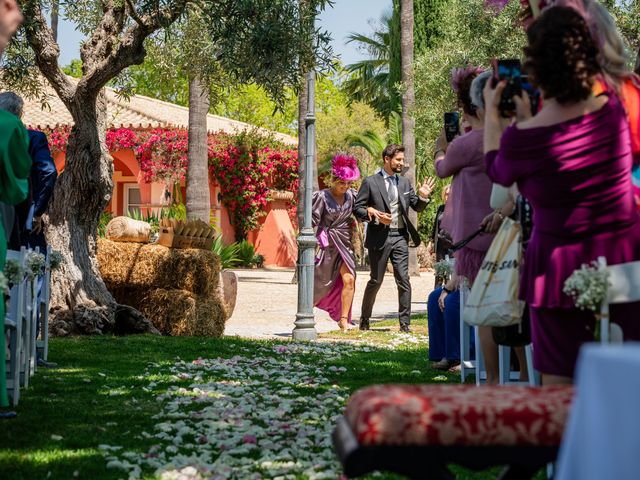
[451,65,485,93]
[331,154,360,181]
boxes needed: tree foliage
[413,0,525,236]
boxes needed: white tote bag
[462,217,525,327]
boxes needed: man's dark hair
[382,144,404,161]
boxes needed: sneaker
[359,318,370,331]
[37,358,58,368]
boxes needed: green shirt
[0,109,32,408]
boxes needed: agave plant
[211,235,241,270]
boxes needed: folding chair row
[4,246,51,406]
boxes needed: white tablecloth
[556,343,640,480]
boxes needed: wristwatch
[442,286,453,294]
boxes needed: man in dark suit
[0,92,58,368]
[354,144,435,332]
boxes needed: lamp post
[293,70,317,341]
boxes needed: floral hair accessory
[451,65,485,93]
[331,154,360,181]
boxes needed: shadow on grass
[0,334,527,480]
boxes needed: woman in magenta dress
[484,7,640,384]
[313,154,360,332]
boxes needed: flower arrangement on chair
[563,260,610,340]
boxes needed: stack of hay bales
[97,238,228,336]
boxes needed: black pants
[361,232,411,327]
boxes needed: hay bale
[106,216,151,243]
[97,238,220,296]
[137,289,227,337]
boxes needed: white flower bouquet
[563,261,610,341]
[25,251,46,279]
[0,271,8,294]
[4,259,24,285]
[563,261,610,313]
[434,258,454,280]
[49,250,64,270]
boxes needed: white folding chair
[459,277,487,384]
[498,343,538,386]
[25,268,38,378]
[598,256,640,344]
[36,245,52,361]
[5,247,28,403]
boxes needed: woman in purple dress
[313,154,360,332]
[484,7,640,384]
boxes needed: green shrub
[236,240,256,267]
[211,236,241,269]
[97,211,113,238]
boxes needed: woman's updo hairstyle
[451,65,484,117]
[524,6,600,105]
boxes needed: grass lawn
[0,322,537,479]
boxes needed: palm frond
[346,130,387,159]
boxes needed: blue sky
[55,0,392,67]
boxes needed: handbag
[462,217,525,327]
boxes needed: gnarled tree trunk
[22,0,188,334]
[46,92,118,333]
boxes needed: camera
[521,74,541,116]
[444,112,460,142]
[492,59,522,117]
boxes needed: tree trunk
[400,0,419,276]
[186,75,211,223]
[46,91,155,335]
[51,0,59,42]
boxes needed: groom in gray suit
[354,144,435,332]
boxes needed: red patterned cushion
[345,385,574,447]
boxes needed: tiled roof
[21,77,297,146]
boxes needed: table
[556,343,640,480]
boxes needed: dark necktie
[387,176,397,202]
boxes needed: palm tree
[400,0,420,275]
[185,75,211,222]
[343,10,400,119]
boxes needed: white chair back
[598,257,640,344]
[4,247,28,403]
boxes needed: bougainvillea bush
[41,126,299,240]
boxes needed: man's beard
[392,164,403,173]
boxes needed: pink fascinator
[451,65,485,93]
[331,154,360,181]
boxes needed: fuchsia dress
[312,189,357,323]
[486,95,640,377]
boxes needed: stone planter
[269,189,295,202]
[220,270,238,317]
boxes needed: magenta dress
[312,189,357,323]
[437,128,494,282]
[486,95,640,377]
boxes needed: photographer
[483,7,640,385]
[430,66,498,378]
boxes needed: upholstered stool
[334,384,574,479]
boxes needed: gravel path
[225,268,435,338]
